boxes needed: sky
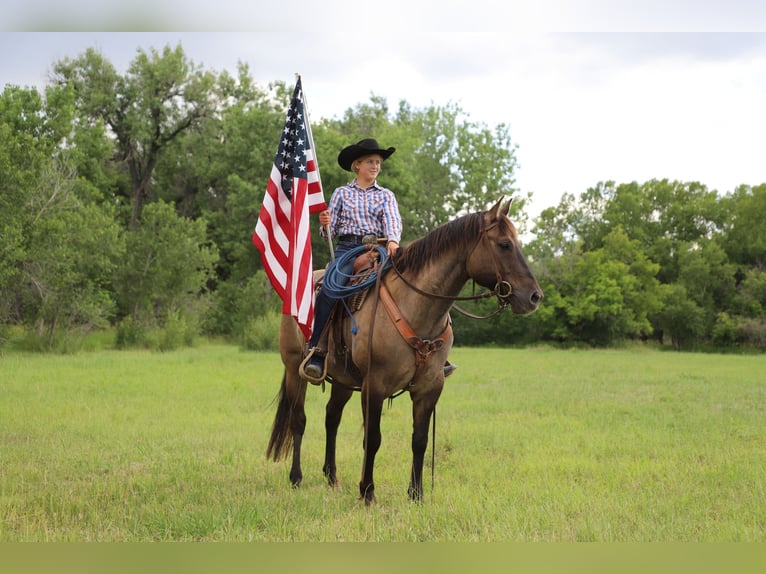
[2,1,766,220]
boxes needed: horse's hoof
[359,483,376,505]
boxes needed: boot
[300,348,326,384]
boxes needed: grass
[0,343,764,541]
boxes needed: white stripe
[254,219,287,289]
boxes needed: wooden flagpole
[298,73,335,262]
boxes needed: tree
[732,269,766,318]
[23,186,124,348]
[676,239,736,318]
[522,228,660,346]
[52,44,217,229]
[1,85,53,327]
[527,178,741,347]
[720,184,766,269]
[114,201,218,328]
[176,69,285,284]
[1,83,124,348]
[652,283,707,350]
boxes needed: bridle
[389,220,514,319]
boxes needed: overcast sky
[2,1,766,219]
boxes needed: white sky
[2,1,766,219]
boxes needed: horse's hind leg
[266,367,308,487]
[286,371,308,487]
[323,385,354,487]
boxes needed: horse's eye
[499,241,513,250]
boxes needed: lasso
[320,244,392,334]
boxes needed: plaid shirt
[321,180,402,243]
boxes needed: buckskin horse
[266,198,542,505]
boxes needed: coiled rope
[321,244,391,300]
[320,244,391,335]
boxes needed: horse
[266,198,543,505]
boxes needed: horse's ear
[489,197,512,219]
[489,197,504,219]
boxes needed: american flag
[253,77,326,340]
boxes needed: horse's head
[466,198,543,314]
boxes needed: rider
[300,137,456,383]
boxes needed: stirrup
[299,347,326,385]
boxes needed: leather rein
[374,221,514,370]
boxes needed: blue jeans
[308,241,357,350]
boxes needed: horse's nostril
[531,291,542,304]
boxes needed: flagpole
[298,73,335,262]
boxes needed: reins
[389,222,514,319]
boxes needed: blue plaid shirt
[321,180,402,243]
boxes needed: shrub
[115,315,147,349]
[240,311,281,351]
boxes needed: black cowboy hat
[337,138,396,172]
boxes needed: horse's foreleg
[323,385,354,487]
[408,386,443,502]
[359,389,385,506]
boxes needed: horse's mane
[393,211,513,274]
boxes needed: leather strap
[378,283,452,369]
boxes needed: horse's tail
[266,370,293,462]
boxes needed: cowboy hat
[337,138,396,171]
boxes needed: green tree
[52,44,217,229]
[732,269,766,318]
[23,188,124,348]
[570,179,722,282]
[720,184,766,269]
[527,227,660,346]
[0,86,48,323]
[652,283,707,350]
[1,83,124,348]
[676,239,736,319]
[114,201,218,329]
[528,179,735,347]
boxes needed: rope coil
[321,245,391,300]
[320,244,391,335]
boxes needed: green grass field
[1,344,764,541]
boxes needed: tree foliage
[52,44,217,229]
[524,180,765,350]
[2,42,765,352]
